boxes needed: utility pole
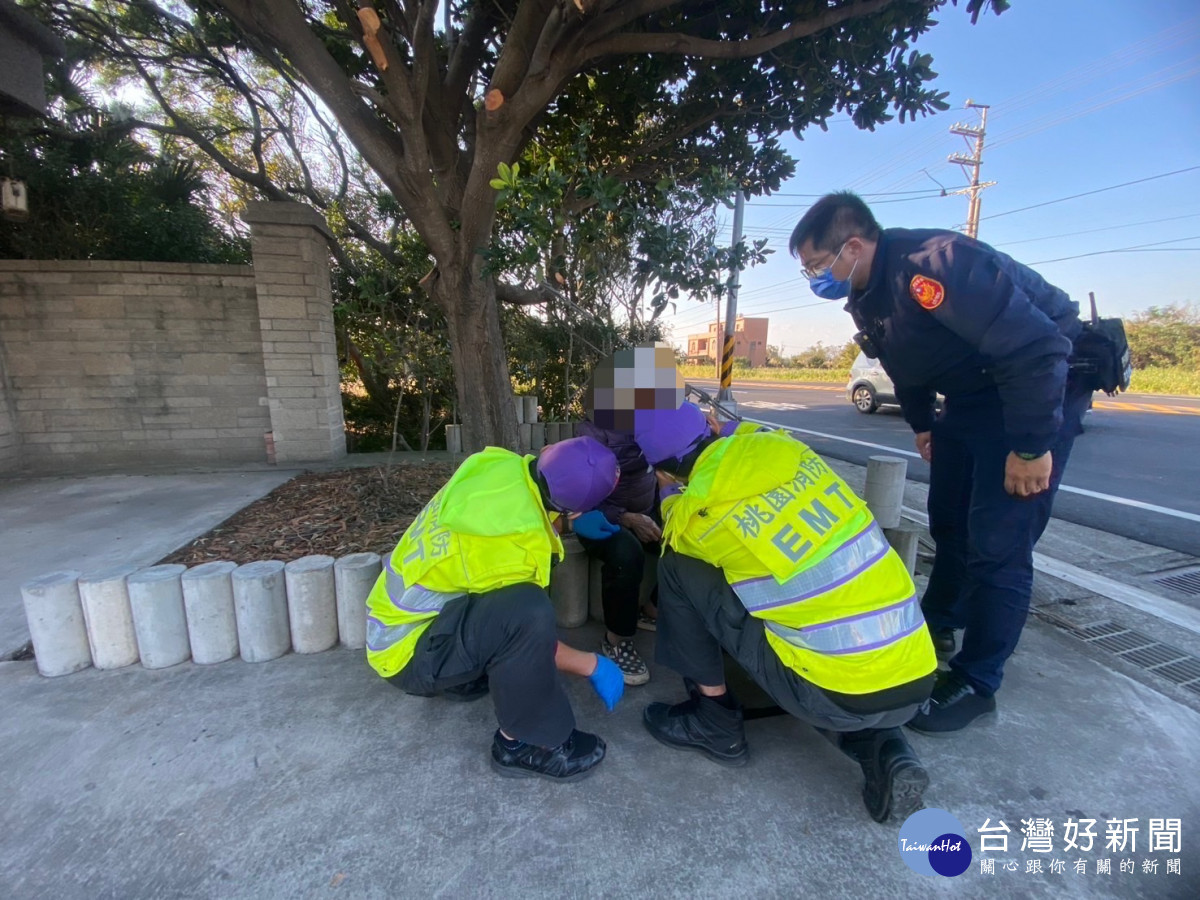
[947,100,996,239]
[718,190,746,403]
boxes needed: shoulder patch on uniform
[909,274,945,310]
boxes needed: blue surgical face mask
[806,243,856,300]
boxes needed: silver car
[845,352,894,414]
[845,351,1090,422]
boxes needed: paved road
[692,380,1200,557]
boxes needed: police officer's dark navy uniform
[790,192,1092,734]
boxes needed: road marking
[739,414,1200,525]
[902,506,1200,637]
[740,401,809,411]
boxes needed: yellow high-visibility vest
[663,430,935,694]
[364,447,563,677]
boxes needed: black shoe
[642,679,749,767]
[440,674,490,702]
[906,670,997,736]
[840,728,929,823]
[930,627,957,659]
[489,729,606,783]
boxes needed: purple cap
[634,402,710,466]
[536,436,620,512]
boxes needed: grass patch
[1128,366,1200,396]
[678,364,1199,396]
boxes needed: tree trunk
[433,270,519,452]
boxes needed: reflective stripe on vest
[365,560,463,653]
[366,616,427,653]
[731,523,890,613]
[764,594,923,655]
[384,559,463,614]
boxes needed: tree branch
[582,0,902,60]
[495,281,556,306]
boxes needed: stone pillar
[864,456,907,529]
[549,536,589,628]
[232,560,291,662]
[284,555,338,654]
[78,565,140,670]
[334,552,381,649]
[21,571,91,677]
[127,565,191,669]
[181,561,240,664]
[242,201,346,464]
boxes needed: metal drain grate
[1121,644,1189,669]
[1068,620,1200,691]
[1152,569,1200,597]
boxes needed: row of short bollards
[444,396,580,454]
[20,553,383,677]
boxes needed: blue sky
[661,0,1200,357]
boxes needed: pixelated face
[586,342,684,431]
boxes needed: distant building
[686,316,769,368]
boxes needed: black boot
[839,728,929,823]
[490,729,606,783]
[642,679,749,767]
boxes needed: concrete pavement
[1,454,1198,897]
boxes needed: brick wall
[0,260,271,472]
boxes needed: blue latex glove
[588,655,625,711]
[572,510,620,541]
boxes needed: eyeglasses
[800,242,847,280]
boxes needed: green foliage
[0,109,246,263]
[1125,304,1200,371]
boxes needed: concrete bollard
[523,395,539,424]
[514,396,525,426]
[549,536,589,628]
[335,552,381,649]
[21,570,91,677]
[78,566,140,670]
[445,424,462,454]
[127,564,191,669]
[529,422,546,450]
[232,560,291,662]
[284,555,338,654]
[884,523,923,575]
[864,455,907,529]
[544,422,560,445]
[181,561,240,664]
[519,422,533,452]
[588,556,604,623]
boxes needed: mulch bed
[159,463,456,565]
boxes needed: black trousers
[655,551,928,732]
[389,583,575,748]
[576,526,648,637]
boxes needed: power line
[994,212,1200,247]
[981,166,1200,221]
[1029,235,1200,265]
[763,188,947,198]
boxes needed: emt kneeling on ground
[364,436,627,783]
[634,403,938,822]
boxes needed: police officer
[364,436,626,782]
[634,402,936,823]
[789,191,1091,735]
